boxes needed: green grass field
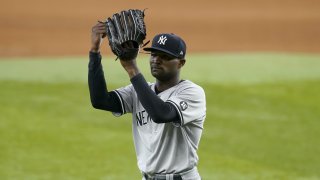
[0,53,320,180]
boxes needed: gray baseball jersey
[113,80,206,174]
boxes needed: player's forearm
[88,52,122,112]
[130,73,179,123]
[125,66,140,79]
[120,59,140,78]
[88,52,109,108]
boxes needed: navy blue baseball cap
[143,33,187,59]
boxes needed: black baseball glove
[105,9,147,61]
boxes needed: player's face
[149,51,185,81]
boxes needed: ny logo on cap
[157,35,167,45]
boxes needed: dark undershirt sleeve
[130,73,180,124]
[88,52,122,113]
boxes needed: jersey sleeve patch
[166,83,206,126]
[179,101,188,111]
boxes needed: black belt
[143,173,182,180]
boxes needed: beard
[151,69,178,82]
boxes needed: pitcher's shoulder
[180,80,205,90]
[178,80,205,95]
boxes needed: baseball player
[89,22,206,180]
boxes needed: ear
[178,59,186,69]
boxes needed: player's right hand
[90,21,107,53]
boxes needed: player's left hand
[119,41,141,78]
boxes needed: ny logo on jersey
[157,35,167,45]
[180,101,188,111]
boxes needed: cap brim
[143,47,179,58]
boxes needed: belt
[143,173,182,180]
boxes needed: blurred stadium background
[0,0,320,179]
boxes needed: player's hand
[91,21,107,53]
[119,41,138,68]
[119,41,140,78]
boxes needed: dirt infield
[1,0,319,57]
